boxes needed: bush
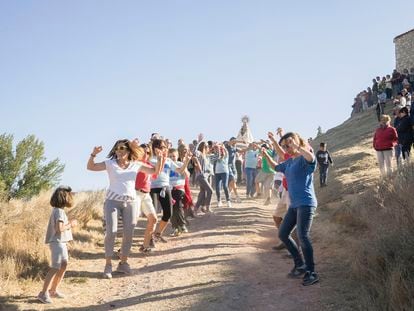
[349,164,414,311]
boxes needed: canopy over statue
[236,115,254,144]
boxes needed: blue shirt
[275,156,317,208]
[226,145,237,166]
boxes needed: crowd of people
[36,128,334,304]
[352,68,414,120]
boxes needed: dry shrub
[0,192,51,283]
[68,191,104,228]
[348,164,414,311]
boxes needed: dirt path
[4,194,321,311]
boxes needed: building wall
[394,29,414,72]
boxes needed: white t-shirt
[45,208,73,243]
[149,157,178,188]
[105,159,142,201]
[169,161,186,187]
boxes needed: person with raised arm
[262,131,319,286]
[87,139,164,279]
[150,139,190,242]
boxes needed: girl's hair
[380,114,391,123]
[107,139,144,161]
[177,144,188,161]
[140,143,152,158]
[151,139,167,153]
[50,186,74,208]
[168,148,177,154]
[197,141,207,153]
[280,132,306,148]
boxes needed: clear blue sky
[1,1,413,191]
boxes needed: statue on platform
[236,115,254,144]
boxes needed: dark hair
[50,186,74,208]
[280,132,306,148]
[320,142,327,147]
[151,139,166,153]
[399,107,409,115]
[198,141,207,152]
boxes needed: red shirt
[373,125,398,151]
[135,161,154,193]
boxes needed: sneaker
[139,245,152,254]
[302,271,319,286]
[170,228,181,237]
[103,264,113,279]
[37,292,52,304]
[227,201,232,208]
[116,262,131,274]
[149,238,156,248]
[271,243,286,251]
[49,290,65,298]
[217,201,223,208]
[180,225,189,233]
[153,232,168,243]
[287,264,307,278]
[264,198,271,205]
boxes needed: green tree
[316,126,323,137]
[0,133,64,200]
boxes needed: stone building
[393,28,414,72]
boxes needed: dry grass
[311,105,414,310]
[0,190,104,295]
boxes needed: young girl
[213,143,231,207]
[135,143,159,253]
[150,139,188,242]
[192,141,214,213]
[168,148,191,236]
[37,186,77,304]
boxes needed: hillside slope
[309,104,413,311]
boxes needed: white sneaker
[217,201,223,207]
[103,264,112,279]
[227,201,232,208]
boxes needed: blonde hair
[177,144,189,161]
[380,114,391,123]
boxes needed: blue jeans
[278,206,316,272]
[319,164,329,186]
[215,172,230,202]
[245,167,257,196]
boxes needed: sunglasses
[115,145,128,151]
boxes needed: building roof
[393,28,414,42]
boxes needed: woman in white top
[87,139,164,279]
